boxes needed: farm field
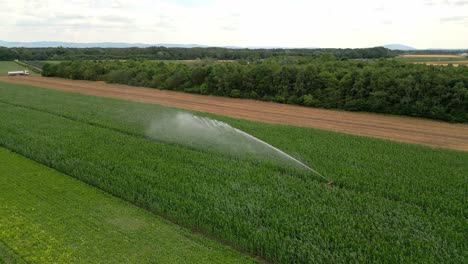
[413,61,468,66]
[0,61,39,76]
[0,81,466,263]
[399,54,466,58]
[0,147,254,263]
[1,76,467,151]
[396,54,468,66]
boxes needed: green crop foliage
[0,82,466,263]
[0,147,255,263]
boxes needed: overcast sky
[0,0,467,48]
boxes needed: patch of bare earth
[412,61,468,66]
[399,54,465,58]
[1,76,467,152]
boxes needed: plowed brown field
[399,54,465,58]
[2,76,467,152]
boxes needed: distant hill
[0,40,320,49]
[1,40,419,50]
[0,40,209,48]
[383,44,417,50]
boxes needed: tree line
[42,55,468,122]
[0,46,395,61]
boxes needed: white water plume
[146,112,330,181]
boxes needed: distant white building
[461,53,468,57]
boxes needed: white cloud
[0,0,467,48]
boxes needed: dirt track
[1,76,468,152]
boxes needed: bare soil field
[397,54,468,66]
[399,54,465,58]
[1,76,468,152]
[414,61,468,66]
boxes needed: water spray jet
[146,112,333,185]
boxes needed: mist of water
[145,112,330,182]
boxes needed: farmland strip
[1,76,467,151]
[9,77,468,141]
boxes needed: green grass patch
[0,81,466,263]
[0,147,254,263]
[0,61,39,76]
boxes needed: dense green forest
[42,55,468,122]
[0,46,394,60]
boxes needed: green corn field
[0,82,466,263]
